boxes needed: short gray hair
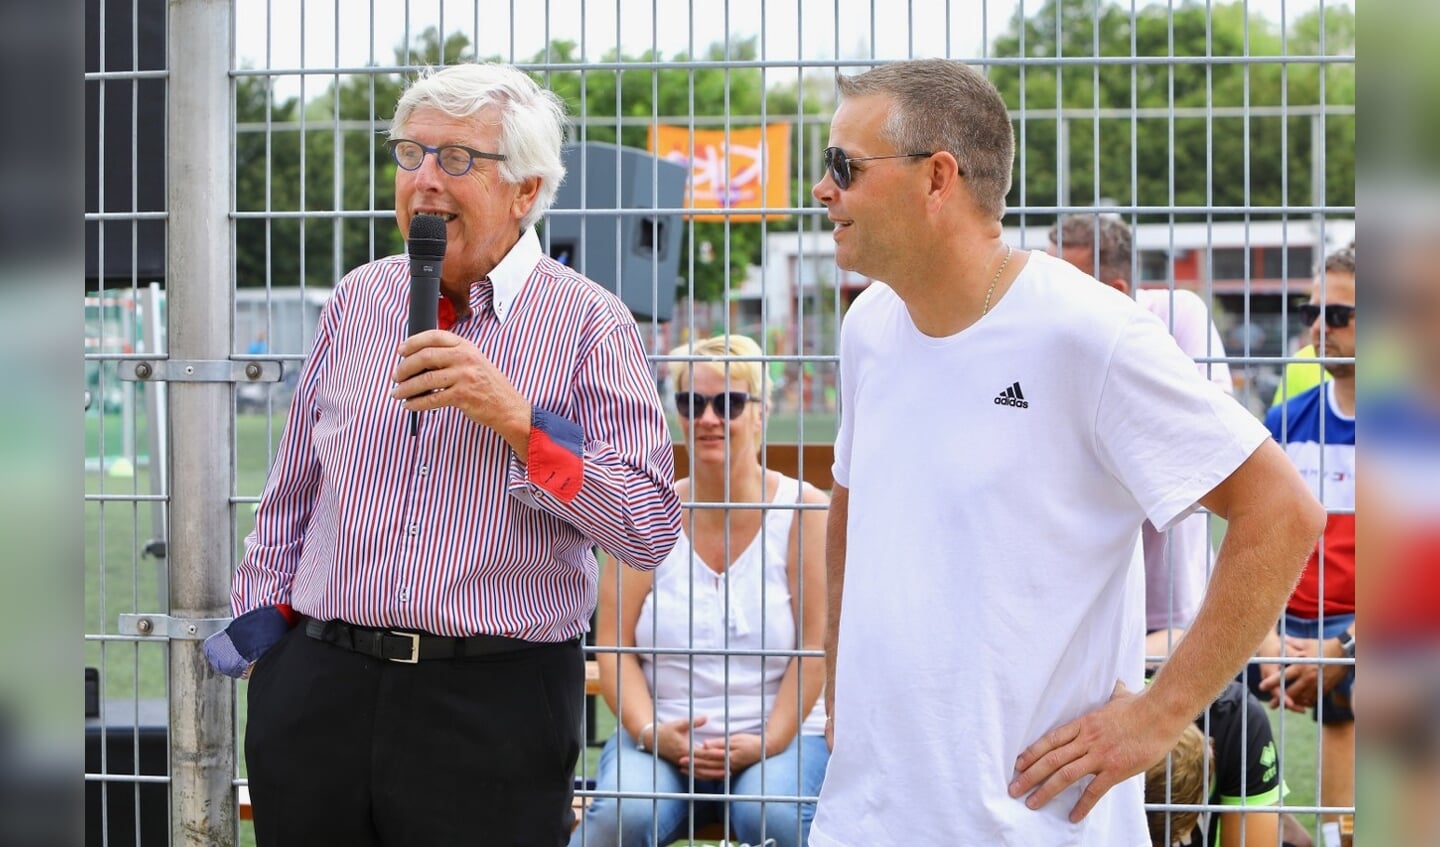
[1049,214,1133,283]
[836,59,1014,221]
[390,63,568,231]
[1322,240,1356,276]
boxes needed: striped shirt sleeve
[506,320,681,570]
[231,289,339,616]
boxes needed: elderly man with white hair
[208,63,681,846]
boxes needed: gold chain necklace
[981,244,1014,317]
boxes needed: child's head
[1144,723,1212,846]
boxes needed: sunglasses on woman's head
[674,391,759,420]
[1297,303,1356,329]
[822,146,934,190]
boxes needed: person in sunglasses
[1259,242,1357,846]
[808,58,1325,847]
[575,333,831,847]
[212,63,682,846]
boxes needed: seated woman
[571,334,830,847]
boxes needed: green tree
[237,29,821,302]
[539,36,823,302]
[234,27,471,289]
[989,0,1354,223]
[234,75,301,289]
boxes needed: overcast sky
[234,0,1344,100]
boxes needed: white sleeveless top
[635,473,828,742]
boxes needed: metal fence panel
[83,0,1354,844]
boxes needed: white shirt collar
[484,227,543,324]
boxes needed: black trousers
[245,624,583,846]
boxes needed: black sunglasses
[823,146,933,190]
[1297,303,1356,329]
[674,391,759,420]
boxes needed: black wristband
[1337,629,1356,659]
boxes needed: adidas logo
[994,381,1029,409]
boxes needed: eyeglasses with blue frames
[387,138,507,177]
[674,391,760,420]
[823,146,934,190]
[1297,303,1356,329]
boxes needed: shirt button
[418,465,429,476]
[408,524,418,535]
[398,590,410,602]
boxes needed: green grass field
[85,410,1324,845]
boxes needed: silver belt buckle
[389,630,420,663]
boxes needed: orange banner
[648,123,792,222]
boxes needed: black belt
[304,618,550,663]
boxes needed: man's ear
[925,151,963,207]
[512,175,542,219]
[1107,276,1132,296]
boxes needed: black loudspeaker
[547,142,687,322]
[85,0,167,285]
[85,699,169,847]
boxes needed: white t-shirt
[810,251,1269,847]
[1135,287,1231,395]
[1135,287,1233,632]
[635,474,828,742]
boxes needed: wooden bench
[586,657,602,696]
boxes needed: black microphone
[406,214,447,436]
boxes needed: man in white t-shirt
[808,58,1325,846]
[1048,213,1232,635]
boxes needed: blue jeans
[569,730,829,847]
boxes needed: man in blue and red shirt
[1261,242,1356,844]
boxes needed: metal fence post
[167,0,235,843]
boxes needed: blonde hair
[1145,723,1211,847]
[667,334,772,410]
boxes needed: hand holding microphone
[393,214,532,451]
[405,214,446,435]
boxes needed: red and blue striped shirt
[233,228,681,641]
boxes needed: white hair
[390,63,568,231]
